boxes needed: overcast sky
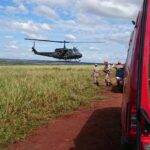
[0,0,143,63]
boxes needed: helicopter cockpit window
[73,49,77,52]
[73,47,78,52]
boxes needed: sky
[0,0,143,63]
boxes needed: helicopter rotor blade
[70,41,105,44]
[25,38,105,44]
[25,38,70,43]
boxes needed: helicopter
[25,38,104,60]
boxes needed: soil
[9,87,123,150]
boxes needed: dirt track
[9,89,122,150]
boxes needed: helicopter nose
[79,53,82,58]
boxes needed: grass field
[0,65,105,146]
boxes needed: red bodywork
[121,0,150,149]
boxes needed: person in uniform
[113,62,124,86]
[103,61,112,86]
[92,64,100,86]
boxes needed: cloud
[65,34,76,41]
[34,5,58,19]
[108,32,131,44]
[53,16,132,45]
[41,23,52,30]
[5,35,14,39]
[4,40,19,51]
[7,45,18,50]
[28,0,74,7]
[0,4,28,14]
[89,47,100,51]
[77,0,141,19]
[0,20,52,38]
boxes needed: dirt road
[9,90,122,150]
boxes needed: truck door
[136,0,150,149]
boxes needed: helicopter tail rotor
[32,41,36,49]
[32,42,38,54]
[33,41,35,48]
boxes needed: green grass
[0,65,104,146]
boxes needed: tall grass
[0,65,104,145]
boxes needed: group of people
[92,61,125,87]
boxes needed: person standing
[113,62,124,86]
[103,61,112,86]
[92,64,100,86]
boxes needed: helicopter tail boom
[32,47,54,57]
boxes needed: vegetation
[0,65,104,146]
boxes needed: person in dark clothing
[113,62,124,86]
[116,67,124,86]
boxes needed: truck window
[126,31,135,67]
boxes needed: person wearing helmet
[92,64,100,86]
[103,61,112,86]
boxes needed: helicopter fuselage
[32,47,82,60]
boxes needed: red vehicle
[121,0,150,149]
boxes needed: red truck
[121,0,150,149]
